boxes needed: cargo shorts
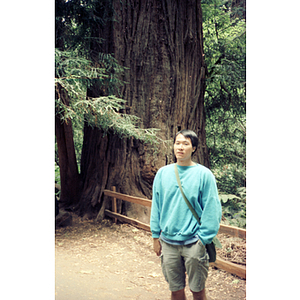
[160,239,209,292]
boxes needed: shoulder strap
[174,164,200,225]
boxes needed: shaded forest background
[5,2,300,299]
[55,0,246,228]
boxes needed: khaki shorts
[160,239,209,292]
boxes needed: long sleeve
[197,171,222,245]
[150,172,161,238]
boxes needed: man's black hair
[174,129,199,155]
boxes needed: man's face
[174,134,196,162]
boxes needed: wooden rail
[104,189,152,207]
[104,188,246,279]
[105,209,151,232]
[218,224,246,239]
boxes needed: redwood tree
[55,0,210,221]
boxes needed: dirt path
[55,214,246,299]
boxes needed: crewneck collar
[175,163,198,168]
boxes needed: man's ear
[192,147,196,153]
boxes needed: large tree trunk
[55,85,81,207]
[77,0,209,221]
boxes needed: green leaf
[212,236,222,249]
[232,279,240,285]
[219,194,241,203]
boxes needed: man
[150,129,222,300]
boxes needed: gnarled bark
[76,0,209,222]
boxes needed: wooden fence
[104,187,246,279]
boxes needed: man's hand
[153,238,162,256]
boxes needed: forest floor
[55,213,246,300]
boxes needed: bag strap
[174,163,201,225]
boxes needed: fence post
[112,186,117,223]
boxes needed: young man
[150,129,222,300]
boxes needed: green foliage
[219,187,246,228]
[55,0,113,53]
[202,0,246,191]
[55,162,60,185]
[55,49,107,101]
[202,1,246,228]
[55,49,160,145]
[202,0,246,117]
[207,111,246,194]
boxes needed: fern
[55,49,160,145]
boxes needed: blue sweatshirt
[150,163,222,246]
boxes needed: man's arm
[198,171,222,245]
[150,172,162,254]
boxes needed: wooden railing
[104,187,246,279]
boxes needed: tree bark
[76,0,209,220]
[55,85,81,207]
[113,0,209,166]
